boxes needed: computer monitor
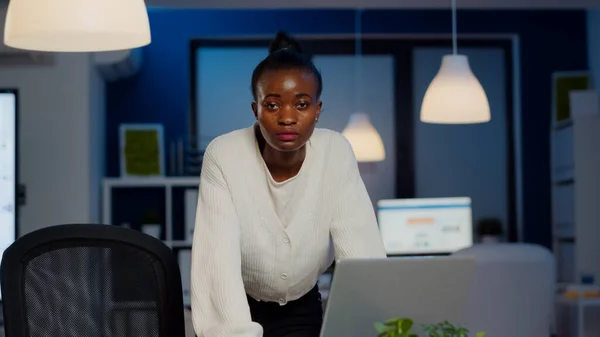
[0,90,18,300]
[377,197,473,256]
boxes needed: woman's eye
[265,103,279,110]
[297,102,309,109]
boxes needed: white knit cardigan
[190,126,386,337]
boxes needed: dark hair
[251,31,323,100]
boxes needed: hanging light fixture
[4,0,151,52]
[420,0,490,124]
[343,113,386,162]
[342,9,386,162]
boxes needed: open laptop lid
[320,256,476,337]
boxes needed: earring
[315,117,319,123]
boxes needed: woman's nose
[278,107,298,125]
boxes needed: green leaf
[377,317,485,337]
[422,324,435,333]
[386,318,401,325]
[423,324,439,337]
[374,322,386,333]
[401,319,414,332]
[395,319,403,331]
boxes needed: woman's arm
[190,144,263,337]
[330,137,387,260]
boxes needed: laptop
[320,256,476,337]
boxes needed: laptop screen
[377,197,473,256]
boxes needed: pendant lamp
[4,0,151,52]
[420,0,490,124]
[341,10,386,163]
[342,113,386,162]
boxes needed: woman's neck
[262,145,305,172]
[255,125,306,182]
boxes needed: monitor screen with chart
[377,197,473,256]
[0,90,17,299]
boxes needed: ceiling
[147,0,600,9]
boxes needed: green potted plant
[374,317,418,337]
[475,217,504,243]
[422,321,485,337]
[375,318,485,337]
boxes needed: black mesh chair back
[0,224,185,337]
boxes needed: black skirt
[247,285,324,337]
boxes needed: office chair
[0,224,185,337]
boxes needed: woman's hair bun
[268,31,303,54]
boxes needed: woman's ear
[251,102,258,120]
[315,101,322,123]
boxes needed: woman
[191,31,386,337]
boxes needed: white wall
[0,8,105,235]
[89,62,106,223]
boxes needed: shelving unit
[102,177,200,249]
[102,176,200,306]
[551,90,600,337]
[550,90,600,284]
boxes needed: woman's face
[252,68,322,153]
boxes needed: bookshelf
[102,177,199,247]
[102,176,200,306]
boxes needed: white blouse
[261,140,304,228]
[190,125,386,337]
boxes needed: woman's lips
[277,132,299,141]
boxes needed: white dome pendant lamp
[420,0,490,124]
[342,9,386,163]
[4,0,151,52]
[343,113,386,162]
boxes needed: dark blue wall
[106,9,588,248]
